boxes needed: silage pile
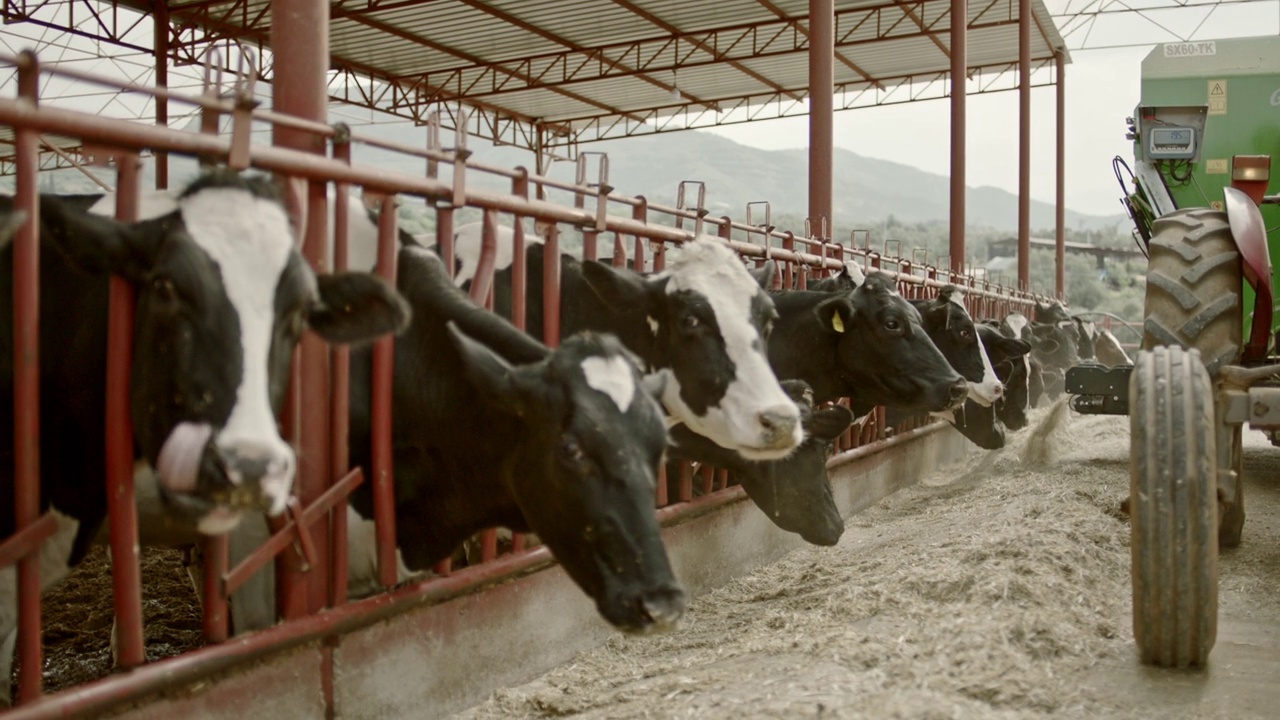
[457,403,1138,720]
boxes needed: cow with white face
[0,172,410,705]
[489,238,803,461]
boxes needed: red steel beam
[1017,0,1031,291]
[12,50,43,706]
[330,134,353,608]
[372,196,398,590]
[271,0,332,619]
[1055,50,1065,300]
[949,0,966,273]
[107,153,146,669]
[808,0,833,230]
[153,0,169,191]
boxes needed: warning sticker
[1206,159,1229,174]
[1209,79,1228,115]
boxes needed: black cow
[767,272,969,414]
[667,380,854,546]
[488,239,803,461]
[803,261,864,293]
[0,172,410,704]
[346,246,684,633]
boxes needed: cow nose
[757,406,799,439]
[639,584,686,631]
[216,441,295,514]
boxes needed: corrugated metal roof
[119,0,1068,151]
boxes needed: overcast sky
[705,2,1280,218]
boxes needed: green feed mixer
[1067,35,1280,670]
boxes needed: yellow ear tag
[831,314,845,333]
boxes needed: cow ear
[813,294,854,335]
[839,261,865,288]
[38,195,157,280]
[309,272,412,345]
[640,372,667,404]
[748,259,776,289]
[0,208,28,249]
[810,406,855,440]
[446,321,529,412]
[581,260,653,308]
[992,335,1032,358]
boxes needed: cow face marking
[581,355,636,412]
[656,242,801,460]
[647,315,659,336]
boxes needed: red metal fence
[0,47,1053,718]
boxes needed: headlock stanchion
[0,43,1055,718]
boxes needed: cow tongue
[157,422,214,494]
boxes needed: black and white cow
[909,286,1003,408]
[667,380,854,546]
[767,271,970,414]
[345,245,684,632]
[489,239,803,461]
[981,325,1035,432]
[1001,311,1078,399]
[803,261,864,293]
[0,172,410,704]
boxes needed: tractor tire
[1129,345,1218,668]
[1142,209,1242,376]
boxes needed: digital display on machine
[1147,125,1198,160]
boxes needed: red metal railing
[0,44,1054,718]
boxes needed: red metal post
[1017,0,1032,291]
[12,51,43,706]
[808,0,834,229]
[108,154,146,667]
[542,224,561,349]
[1055,50,1066,300]
[330,137,352,608]
[950,0,967,274]
[153,2,169,190]
[272,0,331,617]
[201,535,229,643]
[373,198,399,590]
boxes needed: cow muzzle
[155,423,295,534]
[968,379,1004,407]
[602,582,686,635]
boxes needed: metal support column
[153,1,169,190]
[1017,0,1032,290]
[1055,50,1066,299]
[808,0,834,232]
[270,0,331,619]
[949,0,967,274]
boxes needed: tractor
[1066,35,1280,669]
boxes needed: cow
[344,245,684,632]
[1000,311,1078,399]
[909,286,1003,407]
[803,261,864,293]
[488,238,803,461]
[0,171,411,705]
[667,380,854,546]
[1093,326,1133,367]
[984,325,1036,431]
[767,271,970,414]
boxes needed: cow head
[817,272,968,414]
[1072,317,1097,362]
[950,400,1006,450]
[39,172,410,534]
[732,381,852,546]
[448,321,685,633]
[912,286,1002,406]
[581,239,802,461]
[978,325,1033,431]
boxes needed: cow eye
[959,329,973,341]
[883,319,902,333]
[681,314,700,330]
[559,436,586,465]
